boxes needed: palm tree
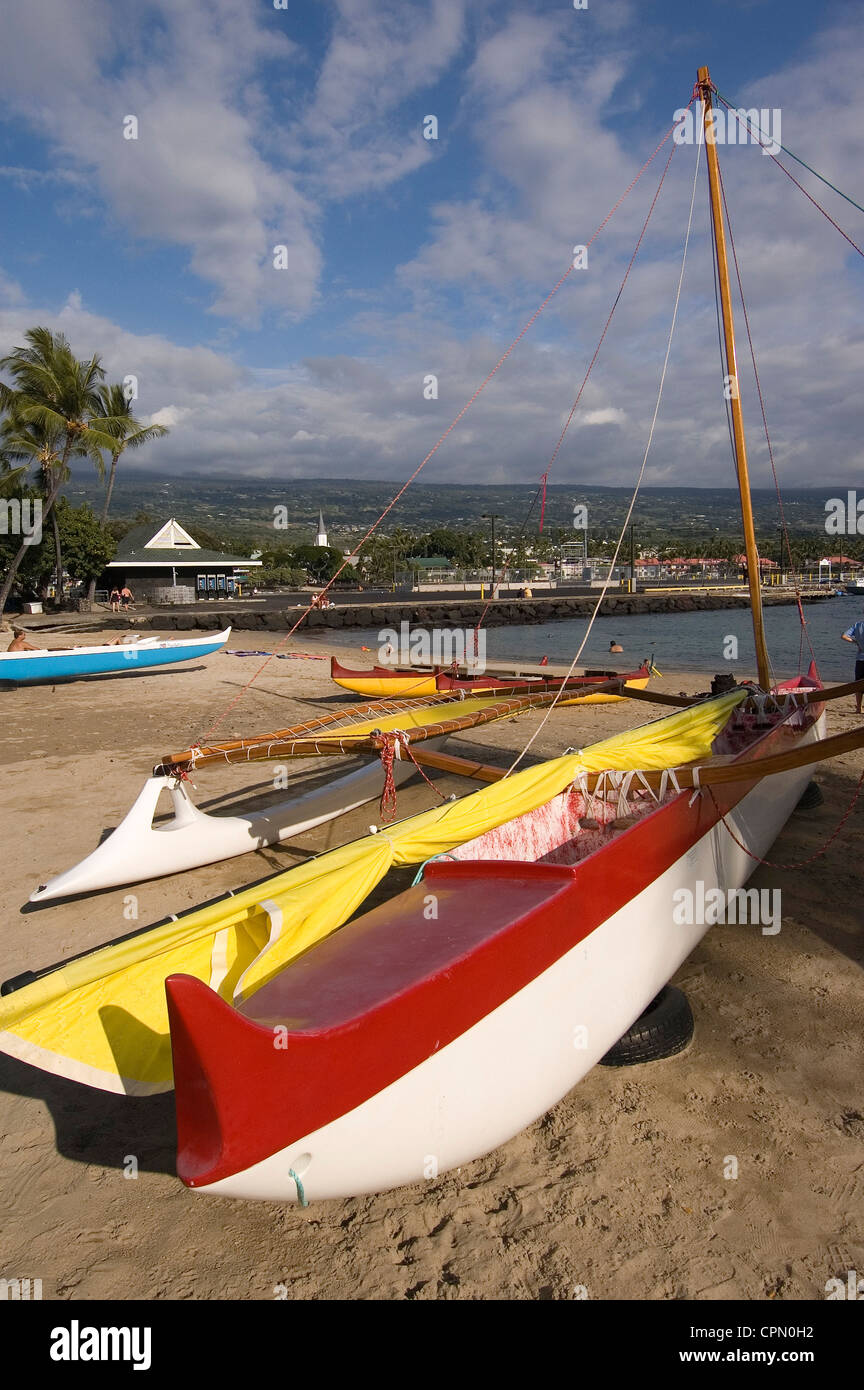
[0,415,70,597]
[82,385,169,601]
[0,328,123,614]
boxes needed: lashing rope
[377,731,450,822]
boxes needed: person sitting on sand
[841,613,864,713]
[8,626,39,651]
[609,639,623,654]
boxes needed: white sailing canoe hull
[196,718,823,1202]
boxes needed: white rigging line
[503,121,705,778]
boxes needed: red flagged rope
[472,129,684,642]
[195,105,695,747]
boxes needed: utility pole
[629,523,635,594]
[482,513,497,593]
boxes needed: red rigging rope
[377,730,449,821]
[715,161,820,677]
[195,103,696,746]
[712,92,864,261]
[471,135,681,640]
[708,768,864,870]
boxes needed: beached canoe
[0,629,231,684]
[330,659,439,697]
[330,656,651,703]
[167,673,824,1202]
[438,664,651,705]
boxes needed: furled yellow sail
[0,691,745,1094]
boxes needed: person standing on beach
[7,626,39,651]
[841,614,864,713]
[109,587,121,612]
[120,586,134,611]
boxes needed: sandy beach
[0,621,862,1301]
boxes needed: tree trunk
[101,454,119,525]
[51,499,63,607]
[0,489,59,614]
[0,447,71,616]
[87,452,120,606]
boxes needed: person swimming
[609,639,623,654]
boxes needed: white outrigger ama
[29,756,426,902]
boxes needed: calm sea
[348,594,863,684]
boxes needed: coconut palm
[93,384,169,525]
[0,415,71,598]
[82,384,169,601]
[0,328,124,614]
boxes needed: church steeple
[315,510,328,548]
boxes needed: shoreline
[5,586,833,639]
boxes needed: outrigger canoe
[331,656,651,703]
[0,629,231,684]
[166,673,825,1201]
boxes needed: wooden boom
[417,725,864,795]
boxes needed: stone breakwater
[142,589,829,632]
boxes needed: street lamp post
[481,513,497,594]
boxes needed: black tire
[795,780,823,810]
[598,985,694,1067]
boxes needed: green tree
[291,544,344,582]
[85,384,168,600]
[56,500,117,585]
[0,328,122,613]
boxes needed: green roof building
[104,518,261,600]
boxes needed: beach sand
[0,622,861,1301]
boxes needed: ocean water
[347,594,863,685]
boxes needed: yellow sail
[0,690,745,1094]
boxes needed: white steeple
[315,510,328,548]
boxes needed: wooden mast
[697,65,772,691]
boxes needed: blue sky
[1,0,863,489]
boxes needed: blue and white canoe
[0,628,231,684]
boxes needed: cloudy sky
[1,0,862,494]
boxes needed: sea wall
[142,590,829,632]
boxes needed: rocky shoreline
[137,588,830,632]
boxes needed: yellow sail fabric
[0,690,745,1094]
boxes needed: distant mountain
[63,473,842,550]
